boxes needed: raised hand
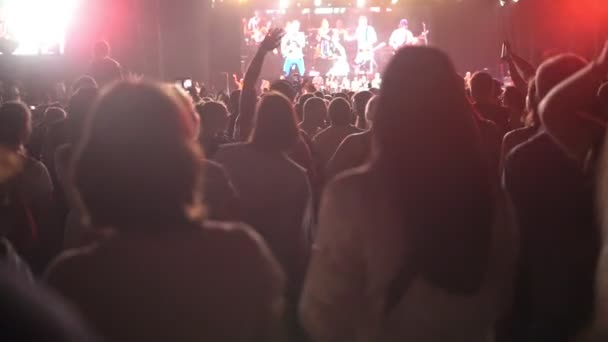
[261,28,285,53]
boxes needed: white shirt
[389,28,415,50]
[355,25,378,51]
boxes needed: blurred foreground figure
[301,46,516,342]
[46,81,285,342]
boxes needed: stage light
[279,0,289,9]
[512,0,519,2]
[391,0,399,4]
[314,0,322,7]
[3,0,80,55]
[356,0,365,8]
[499,0,506,6]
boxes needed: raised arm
[540,41,608,160]
[238,28,284,141]
[503,44,536,93]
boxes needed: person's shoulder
[326,164,371,199]
[202,221,285,277]
[21,156,51,185]
[312,126,330,141]
[44,244,99,283]
[214,142,249,159]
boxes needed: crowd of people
[1,27,608,342]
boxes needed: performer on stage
[389,19,416,51]
[327,30,349,77]
[246,11,270,45]
[281,20,306,77]
[351,16,378,74]
[316,18,332,59]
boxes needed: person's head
[353,90,373,116]
[303,97,327,127]
[399,19,408,29]
[229,89,241,114]
[184,85,197,100]
[71,76,97,93]
[469,71,494,103]
[365,95,379,122]
[42,107,67,125]
[250,91,300,153]
[196,101,228,137]
[0,102,31,150]
[502,86,525,113]
[321,18,329,29]
[270,79,296,102]
[93,40,110,59]
[71,81,205,230]
[328,97,351,126]
[254,10,261,18]
[313,91,324,98]
[67,87,98,145]
[333,92,349,101]
[374,46,492,295]
[291,20,301,32]
[358,16,368,27]
[535,53,587,103]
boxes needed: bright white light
[279,0,289,9]
[2,0,80,55]
[391,0,399,4]
[314,0,322,7]
[512,0,519,2]
[499,0,506,6]
[356,0,365,8]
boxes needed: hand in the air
[261,28,285,53]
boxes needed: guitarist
[389,19,416,51]
[281,20,306,77]
[350,16,378,74]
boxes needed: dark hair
[71,76,98,93]
[67,87,98,145]
[196,101,228,135]
[229,89,241,114]
[503,86,525,113]
[250,91,300,153]
[535,54,587,102]
[303,97,327,126]
[43,107,67,125]
[374,46,492,297]
[0,102,31,149]
[469,71,494,102]
[313,91,324,98]
[71,81,205,230]
[328,98,351,126]
[353,90,373,115]
[93,41,110,59]
[270,80,296,102]
[333,92,349,101]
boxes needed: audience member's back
[88,41,122,88]
[0,102,53,272]
[501,54,598,342]
[45,81,285,342]
[312,98,361,167]
[301,47,516,342]
[470,71,510,135]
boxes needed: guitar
[418,22,429,46]
[354,42,386,66]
